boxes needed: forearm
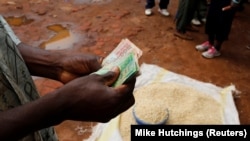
[0,91,64,140]
[17,42,62,80]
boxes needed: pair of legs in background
[196,0,237,59]
[191,0,208,26]
[145,0,170,16]
[174,0,200,40]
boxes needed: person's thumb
[101,67,120,86]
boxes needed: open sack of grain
[85,63,240,141]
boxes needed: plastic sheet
[85,63,240,141]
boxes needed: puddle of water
[4,15,34,26]
[39,24,80,50]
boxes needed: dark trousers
[145,0,170,9]
[175,0,199,33]
[193,0,208,20]
[205,0,237,50]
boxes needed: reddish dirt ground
[1,0,250,140]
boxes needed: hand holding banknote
[94,38,143,87]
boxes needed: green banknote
[93,38,142,87]
[94,52,139,87]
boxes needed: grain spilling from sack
[119,82,223,141]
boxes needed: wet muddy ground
[1,0,250,140]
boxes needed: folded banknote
[94,38,143,87]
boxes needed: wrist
[17,43,63,80]
[39,90,66,125]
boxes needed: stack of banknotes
[94,38,143,87]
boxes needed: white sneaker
[202,46,221,59]
[191,19,201,26]
[158,9,170,16]
[195,41,211,52]
[145,9,152,16]
[201,18,206,23]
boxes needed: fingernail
[111,66,120,73]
